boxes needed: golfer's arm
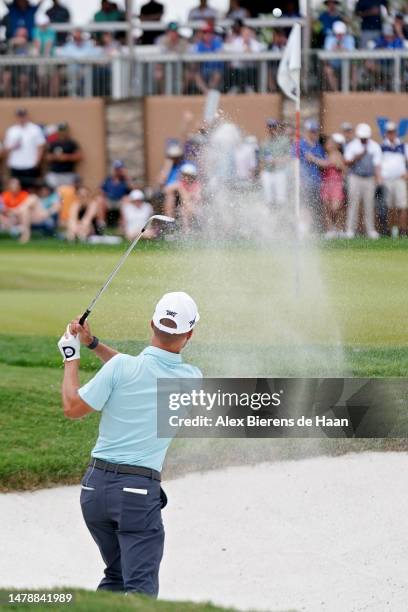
[91,342,119,364]
[62,361,94,419]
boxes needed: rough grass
[0,589,290,612]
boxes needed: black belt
[89,458,161,481]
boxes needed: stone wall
[105,99,145,183]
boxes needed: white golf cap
[332,132,346,145]
[385,120,397,131]
[356,123,372,139]
[129,189,144,201]
[333,20,347,35]
[36,14,50,26]
[153,291,200,335]
[180,163,197,176]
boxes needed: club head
[150,215,175,223]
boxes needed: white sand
[1,452,408,612]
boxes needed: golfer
[58,292,201,597]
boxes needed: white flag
[277,23,301,102]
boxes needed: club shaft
[79,228,145,326]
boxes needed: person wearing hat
[33,13,55,56]
[355,0,388,49]
[192,23,223,94]
[120,189,154,240]
[323,21,356,91]
[381,121,408,237]
[4,108,46,189]
[344,122,382,239]
[300,119,326,229]
[46,122,82,189]
[341,122,354,145]
[58,291,201,596]
[259,118,291,209]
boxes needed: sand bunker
[1,452,408,611]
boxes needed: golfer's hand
[70,316,93,346]
[58,325,80,362]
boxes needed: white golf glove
[58,325,80,362]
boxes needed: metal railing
[317,49,408,93]
[0,49,407,99]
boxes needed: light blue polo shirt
[78,346,202,472]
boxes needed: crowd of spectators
[0,1,407,96]
[1,105,406,243]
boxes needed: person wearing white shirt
[4,108,46,189]
[120,190,154,240]
[225,26,265,92]
[380,121,408,236]
[344,122,382,239]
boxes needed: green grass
[1,238,408,491]
[0,589,292,612]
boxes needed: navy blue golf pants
[80,464,165,597]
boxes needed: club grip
[79,309,91,327]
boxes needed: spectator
[157,143,185,189]
[225,0,249,20]
[4,108,45,189]
[1,0,43,40]
[381,121,408,237]
[45,122,82,189]
[94,0,125,24]
[300,119,326,229]
[268,28,287,91]
[66,186,103,241]
[375,22,404,48]
[60,28,97,59]
[168,163,201,231]
[307,135,346,238]
[139,0,164,45]
[355,0,388,48]
[188,0,218,21]
[120,189,154,240]
[394,12,408,41]
[225,25,265,93]
[1,177,45,242]
[318,0,343,39]
[344,122,382,239]
[341,122,354,144]
[2,26,33,97]
[33,182,60,235]
[156,22,189,53]
[259,119,291,209]
[324,21,356,91]
[192,25,223,94]
[99,159,132,225]
[46,0,70,45]
[33,14,55,56]
[98,30,121,56]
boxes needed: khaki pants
[346,174,376,234]
[385,178,407,210]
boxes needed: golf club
[78,215,174,326]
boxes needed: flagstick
[294,72,301,296]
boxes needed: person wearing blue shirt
[2,0,43,40]
[296,119,326,230]
[58,291,201,597]
[318,0,343,37]
[193,25,223,93]
[100,160,132,225]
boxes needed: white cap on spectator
[385,121,397,131]
[356,123,372,139]
[36,14,50,27]
[382,23,394,37]
[180,163,197,176]
[129,189,144,201]
[153,291,200,335]
[333,21,347,35]
[167,143,184,158]
[332,132,346,145]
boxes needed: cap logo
[189,317,196,328]
[166,310,177,317]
